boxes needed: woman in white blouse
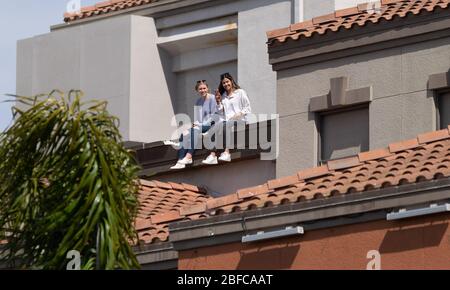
[202,73,252,165]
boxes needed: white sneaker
[170,162,186,170]
[178,157,193,165]
[202,155,218,165]
[219,152,231,162]
[164,140,180,147]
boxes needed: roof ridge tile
[267,175,300,190]
[237,184,270,199]
[389,137,420,153]
[327,156,361,171]
[297,165,330,180]
[150,210,182,225]
[335,6,360,18]
[206,193,240,210]
[268,0,450,46]
[417,129,450,144]
[358,147,393,162]
[179,203,207,216]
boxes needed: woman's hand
[232,112,243,120]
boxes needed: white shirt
[218,89,252,122]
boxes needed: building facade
[268,0,450,177]
[17,0,342,144]
[14,0,450,270]
[132,0,450,270]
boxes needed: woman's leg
[177,133,188,161]
[219,121,235,161]
[202,124,219,162]
[185,127,198,160]
[187,125,212,158]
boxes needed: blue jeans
[178,125,212,160]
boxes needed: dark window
[438,92,450,129]
[319,106,369,164]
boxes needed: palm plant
[0,90,140,270]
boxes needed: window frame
[435,88,450,130]
[317,103,370,166]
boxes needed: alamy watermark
[169,113,279,161]
[66,0,81,14]
[66,250,81,270]
[366,250,381,270]
[335,0,382,15]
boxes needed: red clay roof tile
[267,175,300,190]
[267,0,450,47]
[181,183,205,193]
[389,138,420,152]
[181,129,450,220]
[358,148,392,162]
[134,129,450,245]
[135,180,212,245]
[297,165,330,180]
[150,210,182,224]
[328,156,361,170]
[417,129,450,144]
[153,180,172,190]
[206,193,240,210]
[179,203,207,216]
[64,0,160,23]
[237,184,270,199]
[335,6,360,18]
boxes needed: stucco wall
[276,36,450,177]
[303,0,334,20]
[16,0,380,146]
[179,212,450,270]
[16,15,175,143]
[237,0,292,116]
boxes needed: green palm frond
[0,91,140,270]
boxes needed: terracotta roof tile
[237,184,271,199]
[297,165,330,180]
[64,0,160,23]
[358,148,392,162]
[417,129,450,144]
[267,175,300,190]
[134,129,450,245]
[267,0,450,46]
[389,138,420,152]
[206,193,240,210]
[181,183,206,193]
[179,203,207,216]
[134,179,212,245]
[182,129,450,220]
[328,156,361,170]
[150,210,182,224]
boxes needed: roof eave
[169,177,450,251]
[268,7,450,70]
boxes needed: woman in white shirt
[170,80,218,170]
[202,73,252,165]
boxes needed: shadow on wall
[237,244,300,270]
[379,222,448,254]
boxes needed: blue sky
[0,0,99,131]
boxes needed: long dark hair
[218,73,240,96]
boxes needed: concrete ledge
[131,120,276,177]
[429,71,450,90]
